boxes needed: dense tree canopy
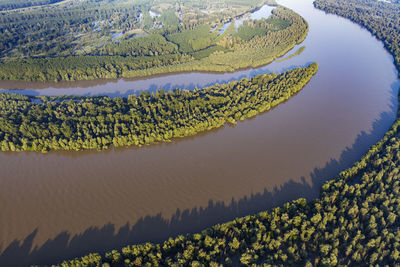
[0,63,318,152]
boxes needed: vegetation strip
[0,0,67,12]
[42,0,400,266]
[0,64,318,152]
[275,45,306,63]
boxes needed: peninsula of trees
[0,63,318,152]
[42,0,400,265]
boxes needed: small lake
[0,0,399,266]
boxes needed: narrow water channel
[0,0,399,265]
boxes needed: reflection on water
[0,0,399,266]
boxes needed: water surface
[0,0,399,266]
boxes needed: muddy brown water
[0,0,399,265]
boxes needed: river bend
[0,0,399,265]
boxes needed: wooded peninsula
[0,63,318,152]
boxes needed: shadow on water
[0,89,398,266]
[82,62,315,98]
[0,62,313,98]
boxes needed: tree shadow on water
[0,109,397,266]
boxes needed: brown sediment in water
[0,0,399,266]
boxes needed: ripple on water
[0,0,399,265]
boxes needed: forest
[0,0,146,58]
[0,1,308,82]
[39,0,400,265]
[0,0,266,59]
[0,0,63,11]
[0,63,318,152]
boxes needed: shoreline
[0,29,307,92]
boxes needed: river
[0,0,399,266]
